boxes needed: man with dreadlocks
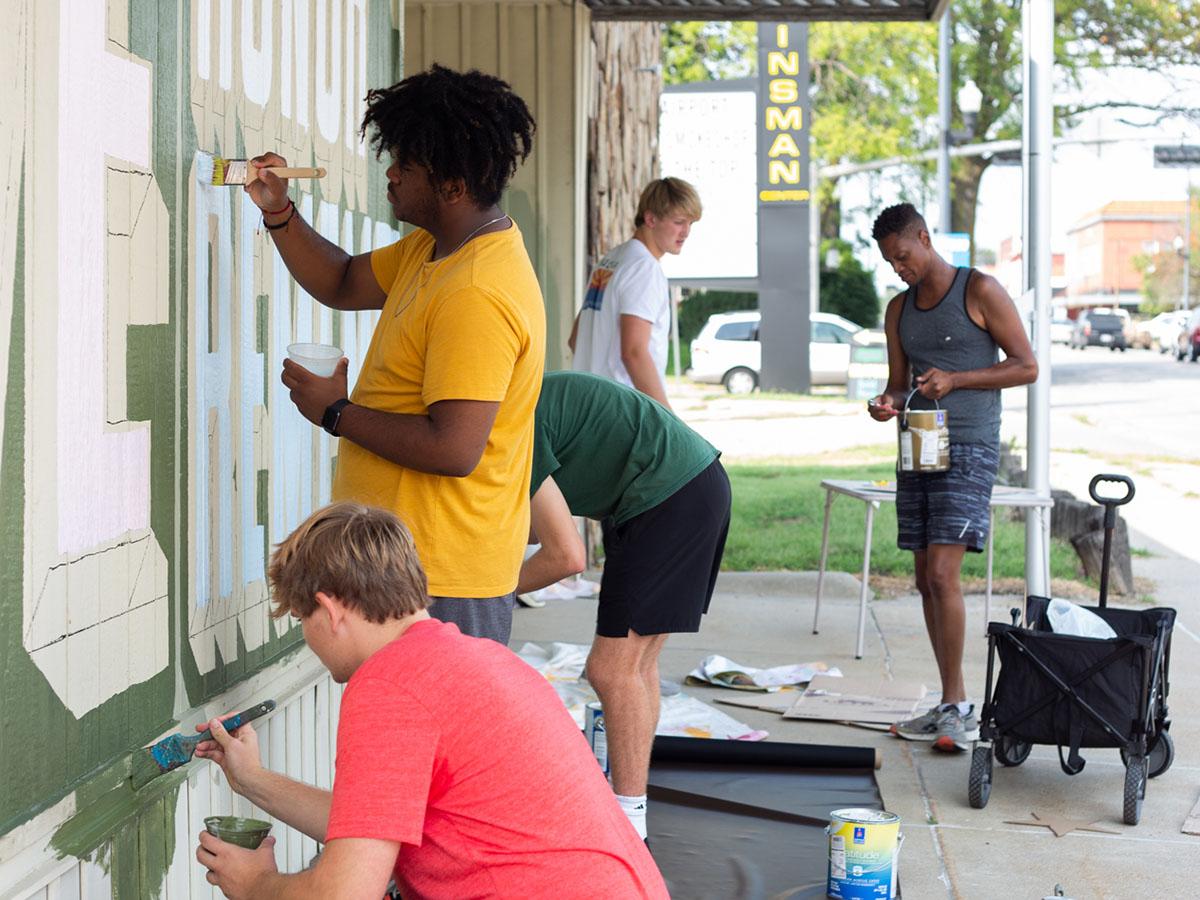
[247,66,544,646]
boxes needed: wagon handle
[1088,474,1134,607]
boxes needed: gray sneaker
[892,705,979,743]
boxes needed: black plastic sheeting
[647,737,886,899]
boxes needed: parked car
[688,311,863,393]
[1069,308,1128,351]
[1049,317,1075,345]
[1175,308,1200,362]
[1139,310,1188,353]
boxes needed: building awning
[584,0,949,22]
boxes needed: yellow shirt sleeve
[423,287,526,405]
[370,240,404,293]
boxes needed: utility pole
[938,11,952,233]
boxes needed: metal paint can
[585,701,609,775]
[898,391,950,473]
[826,808,902,899]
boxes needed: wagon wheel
[968,744,993,809]
[1122,755,1147,826]
[994,735,1032,767]
[1121,732,1174,778]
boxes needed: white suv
[688,311,863,393]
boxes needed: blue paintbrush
[130,700,276,789]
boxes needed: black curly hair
[871,203,927,242]
[360,65,535,208]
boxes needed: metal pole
[810,161,820,316]
[1185,169,1192,311]
[1023,0,1053,598]
[938,11,952,233]
[670,284,683,381]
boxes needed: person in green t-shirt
[517,371,731,842]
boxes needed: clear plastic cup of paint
[204,815,272,850]
[286,342,342,377]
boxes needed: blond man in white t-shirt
[570,178,702,409]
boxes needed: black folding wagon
[967,475,1175,826]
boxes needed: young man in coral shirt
[194,503,666,899]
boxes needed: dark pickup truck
[1070,310,1127,350]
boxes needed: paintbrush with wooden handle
[130,700,276,790]
[197,153,325,186]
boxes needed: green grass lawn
[723,460,1080,582]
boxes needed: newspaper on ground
[686,654,842,692]
[517,641,766,740]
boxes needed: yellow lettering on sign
[768,79,798,104]
[776,24,789,48]
[768,132,801,158]
[759,189,811,202]
[767,51,800,76]
[768,160,801,184]
[765,106,803,131]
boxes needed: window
[715,321,758,341]
[813,322,850,343]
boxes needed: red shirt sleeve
[325,675,439,847]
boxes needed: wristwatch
[321,399,351,436]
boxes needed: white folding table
[811,479,1055,658]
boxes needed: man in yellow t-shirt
[245,66,544,644]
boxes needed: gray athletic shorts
[896,442,999,553]
[428,593,515,645]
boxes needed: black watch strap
[321,399,352,436]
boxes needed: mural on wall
[0,0,400,838]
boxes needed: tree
[1133,190,1199,314]
[819,239,882,327]
[660,7,1200,258]
[662,22,756,84]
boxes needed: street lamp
[957,80,983,139]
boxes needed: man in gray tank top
[867,203,1038,750]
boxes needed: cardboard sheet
[784,674,928,725]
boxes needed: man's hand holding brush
[194,715,264,796]
[245,153,293,226]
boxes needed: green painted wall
[0,3,402,888]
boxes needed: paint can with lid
[898,389,950,473]
[826,808,902,899]
[585,701,609,775]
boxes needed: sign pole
[756,22,811,392]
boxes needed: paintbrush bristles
[215,159,249,185]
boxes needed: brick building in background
[1065,200,1187,311]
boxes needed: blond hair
[268,503,429,623]
[634,177,702,228]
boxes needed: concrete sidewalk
[509,541,1200,900]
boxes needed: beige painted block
[154,591,169,674]
[65,553,101,633]
[126,593,159,686]
[106,0,129,51]
[65,626,101,714]
[241,600,266,654]
[215,612,238,667]
[189,624,216,682]
[105,165,133,236]
[128,175,169,325]
[153,532,168,602]
[24,565,67,653]
[29,640,69,715]
[97,612,130,702]
[127,534,155,617]
[97,542,129,621]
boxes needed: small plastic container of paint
[204,815,272,850]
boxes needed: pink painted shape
[56,0,152,555]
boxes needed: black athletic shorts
[597,458,731,637]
